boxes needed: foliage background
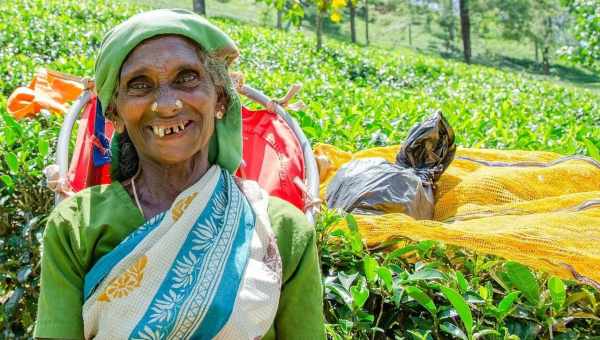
[1,0,599,338]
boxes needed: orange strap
[7,69,85,120]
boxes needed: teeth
[152,122,187,137]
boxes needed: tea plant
[317,213,600,339]
[1,0,599,338]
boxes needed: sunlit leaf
[377,266,393,291]
[548,276,566,312]
[496,291,520,319]
[363,255,379,283]
[440,286,473,340]
[406,286,436,316]
[6,152,18,173]
[504,261,540,306]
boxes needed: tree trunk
[408,3,412,46]
[534,40,539,63]
[349,1,357,43]
[408,21,412,46]
[459,0,471,64]
[542,45,550,75]
[364,0,369,46]
[316,9,323,50]
[276,9,283,29]
[193,0,206,16]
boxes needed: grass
[130,0,600,92]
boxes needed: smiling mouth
[148,120,192,138]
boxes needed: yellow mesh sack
[315,144,600,285]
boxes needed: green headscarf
[95,9,242,177]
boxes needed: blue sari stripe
[128,171,255,339]
[83,212,166,300]
[191,190,256,339]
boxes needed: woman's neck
[130,150,210,218]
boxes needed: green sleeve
[34,183,143,340]
[264,197,326,340]
[34,207,86,340]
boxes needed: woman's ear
[112,115,125,133]
[215,91,229,119]
[106,99,125,133]
[110,110,125,133]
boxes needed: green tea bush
[1,0,599,338]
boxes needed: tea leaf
[584,139,600,161]
[363,255,379,283]
[345,213,358,233]
[456,271,469,293]
[406,286,436,316]
[338,271,358,291]
[1,174,14,188]
[377,266,393,291]
[440,322,468,340]
[496,291,521,319]
[504,261,540,306]
[440,286,473,340]
[6,152,18,173]
[385,244,417,261]
[350,281,369,309]
[548,276,566,312]
[408,268,446,282]
[38,138,49,157]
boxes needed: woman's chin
[150,150,201,165]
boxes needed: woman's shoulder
[267,196,313,239]
[44,183,143,265]
[266,196,316,281]
[48,182,132,227]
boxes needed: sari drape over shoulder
[82,166,282,339]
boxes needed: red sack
[236,107,306,211]
[68,95,114,192]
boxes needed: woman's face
[115,36,220,165]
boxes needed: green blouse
[34,182,325,339]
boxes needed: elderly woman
[34,9,324,340]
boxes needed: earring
[113,119,125,133]
[175,100,183,110]
[215,110,224,120]
[151,102,158,112]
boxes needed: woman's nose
[153,89,182,116]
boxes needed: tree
[364,0,370,45]
[495,0,565,74]
[193,0,206,16]
[438,0,458,53]
[348,0,358,43]
[458,0,472,63]
[314,0,346,49]
[256,0,305,30]
[560,0,600,71]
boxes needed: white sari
[82,165,282,339]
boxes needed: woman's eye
[176,71,199,84]
[129,82,150,90]
[127,77,152,92]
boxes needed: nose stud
[151,100,182,112]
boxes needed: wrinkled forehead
[119,35,206,79]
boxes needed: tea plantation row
[1,0,599,338]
